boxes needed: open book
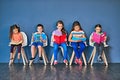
[54,34,66,44]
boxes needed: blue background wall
[0,0,120,63]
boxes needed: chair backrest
[21,32,28,47]
[43,37,48,47]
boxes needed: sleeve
[42,33,47,40]
[89,32,94,46]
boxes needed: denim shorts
[31,42,43,47]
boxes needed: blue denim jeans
[71,42,85,59]
[53,42,68,61]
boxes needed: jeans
[53,42,68,61]
[71,42,85,59]
[94,43,104,56]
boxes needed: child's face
[57,23,63,30]
[37,26,43,33]
[13,28,18,33]
[95,27,101,33]
[74,25,80,31]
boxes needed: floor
[0,63,120,80]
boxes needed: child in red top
[52,20,68,65]
[9,24,23,61]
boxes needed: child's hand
[77,40,82,42]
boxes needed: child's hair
[71,21,83,31]
[9,24,20,39]
[56,20,66,34]
[94,24,102,32]
[36,24,44,32]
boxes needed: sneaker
[63,60,68,65]
[97,55,102,62]
[39,57,43,60]
[78,59,82,66]
[75,58,79,64]
[54,60,58,65]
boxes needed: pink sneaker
[78,59,82,66]
[75,58,79,64]
[63,60,68,65]
[54,60,58,65]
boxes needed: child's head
[71,21,82,31]
[36,24,44,33]
[56,20,66,34]
[9,24,20,39]
[94,24,102,33]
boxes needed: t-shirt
[71,31,86,41]
[12,33,23,42]
[33,32,47,42]
[92,32,106,44]
[52,29,66,44]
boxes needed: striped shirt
[71,31,86,41]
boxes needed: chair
[29,34,48,66]
[9,32,28,66]
[88,34,108,66]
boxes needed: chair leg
[42,48,49,63]
[41,52,47,65]
[82,52,87,66]
[88,48,95,64]
[90,47,96,66]
[51,54,54,65]
[21,52,26,65]
[69,51,75,66]
[21,48,28,63]
[102,51,108,66]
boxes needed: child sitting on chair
[69,21,86,66]
[9,24,23,61]
[89,24,108,62]
[52,20,68,65]
[30,24,47,61]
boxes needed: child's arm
[68,33,80,42]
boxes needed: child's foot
[17,53,21,60]
[29,58,35,66]
[97,55,102,62]
[75,58,79,64]
[104,44,109,47]
[78,59,82,66]
[54,60,58,65]
[63,60,68,65]
[39,57,43,60]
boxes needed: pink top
[92,32,106,44]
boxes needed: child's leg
[78,42,86,58]
[71,42,79,59]
[31,45,36,59]
[61,43,68,60]
[17,44,22,59]
[94,43,100,55]
[99,43,104,56]
[38,46,42,59]
[10,45,15,59]
[53,43,59,61]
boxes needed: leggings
[94,43,104,56]
[71,42,86,59]
[10,44,22,53]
